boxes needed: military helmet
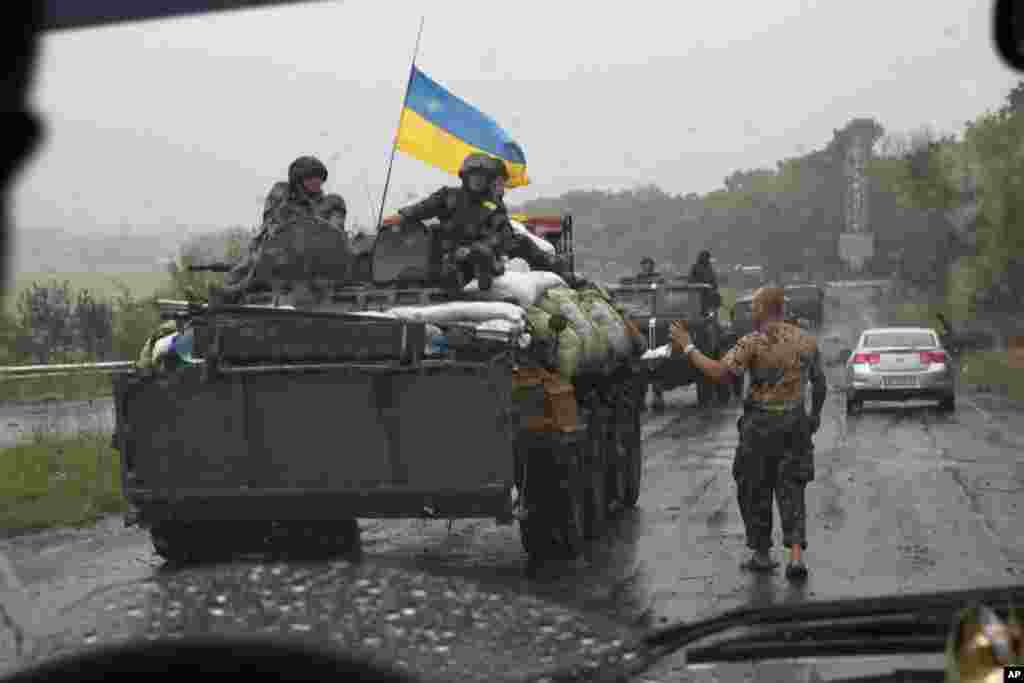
[459,153,506,181]
[288,156,328,185]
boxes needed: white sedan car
[845,327,956,414]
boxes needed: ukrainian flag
[395,66,529,188]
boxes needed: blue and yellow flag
[395,66,529,188]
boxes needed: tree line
[512,81,1024,314]
[0,227,249,366]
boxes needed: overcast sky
[10,0,1019,236]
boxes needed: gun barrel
[187,263,234,273]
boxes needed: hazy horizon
[11,0,1017,237]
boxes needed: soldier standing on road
[669,286,827,580]
[393,153,512,291]
[226,155,348,288]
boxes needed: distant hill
[10,226,184,274]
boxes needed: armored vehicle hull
[113,215,644,565]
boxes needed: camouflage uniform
[226,156,347,287]
[689,251,719,315]
[720,320,827,554]
[397,154,512,289]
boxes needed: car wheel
[846,393,862,415]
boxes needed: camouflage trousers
[733,407,815,552]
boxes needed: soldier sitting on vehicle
[391,153,513,291]
[226,155,349,290]
[689,250,720,315]
[492,177,569,277]
[636,257,662,283]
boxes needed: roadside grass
[0,372,115,402]
[0,429,127,535]
[960,350,1024,402]
[719,287,737,319]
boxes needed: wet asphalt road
[1,285,1022,680]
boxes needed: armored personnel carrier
[112,214,645,565]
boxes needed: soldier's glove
[808,414,821,434]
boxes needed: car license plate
[884,375,917,387]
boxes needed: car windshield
[611,288,656,316]
[862,331,937,348]
[3,4,1023,683]
[658,288,696,314]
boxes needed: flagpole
[376,16,425,231]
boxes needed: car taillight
[920,350,947,364]
[852,352,880,364]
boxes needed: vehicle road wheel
[150,521,234,565]
[583,421,608,539]
[731,373,744,401]
[621,402,643,508]
[716,381,732,406]
[519,457,584,562]
[272,519,361,558]
[939,395,956,412]
[696,377,714,408]
[846,393,863,415]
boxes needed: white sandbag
[505,257,531,274]
[388,301,526,325]
[476,318,526,335]
[347,311,398,319]
[510,219,556,256]
[472,318,527,345]
[463,270,567,308]
[642,344,672,360]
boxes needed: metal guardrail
[0,361,137,380]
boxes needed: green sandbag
[537,286,578,316]
[577,296,611,364]
[557,326,582,381]
[525,305,554,342]
[538,288,601,364]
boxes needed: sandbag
[463,270,567,308]
[388,301,525,325]
[642,344,672,360]
[510,219,557,256]
[505,257,531,274]
[581,294,632,360]
[474,318,527,343]
[537,287,600,367]
[525,305,553,342]
[579,301,611,365]
[557,326,582,380]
